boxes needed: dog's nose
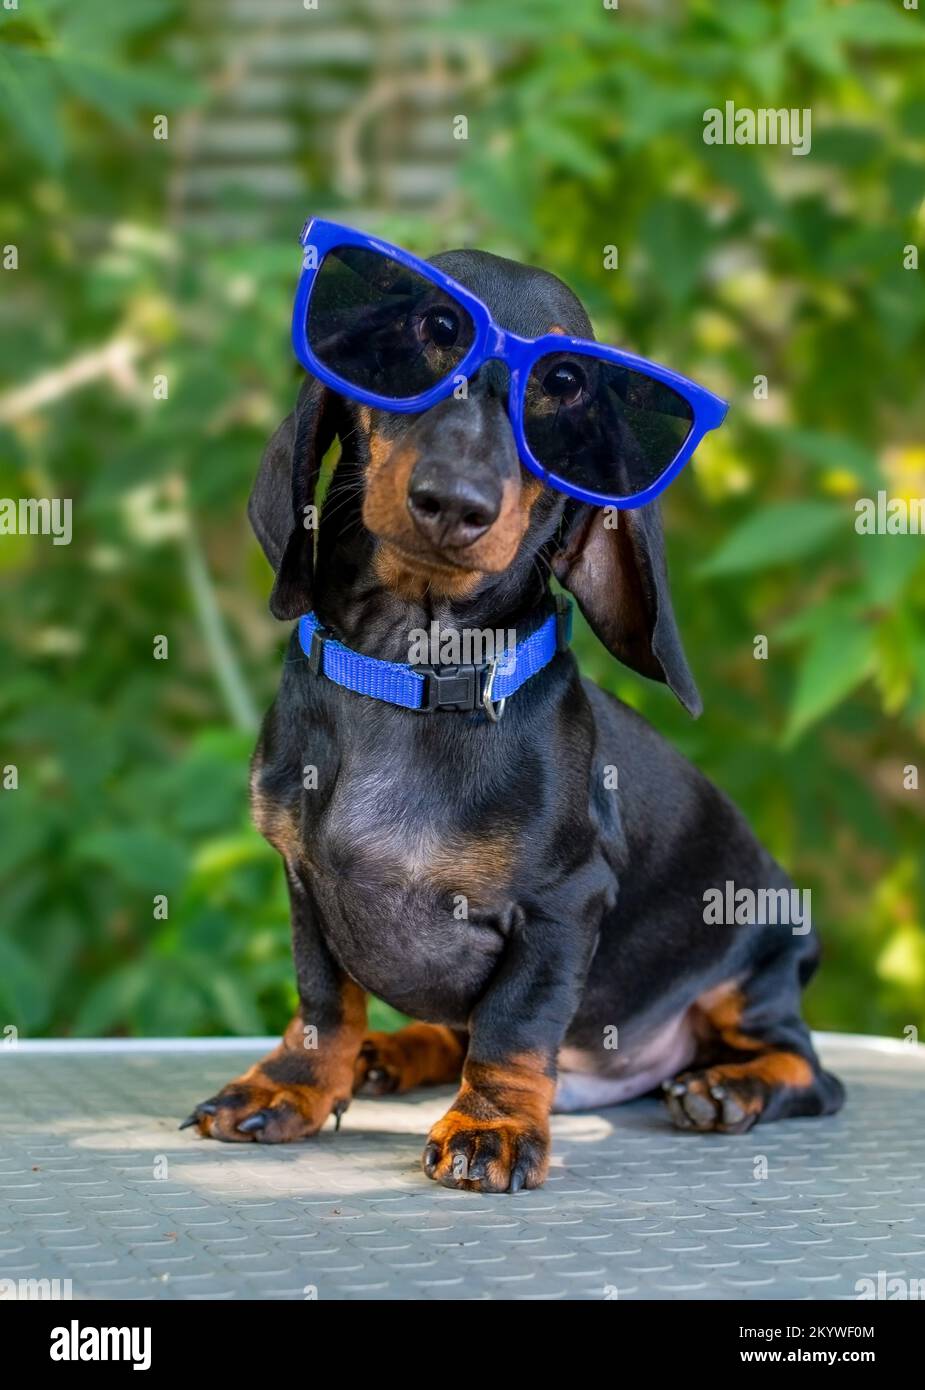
[407,462,501,550]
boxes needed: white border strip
[814,1029,925,1057]
[1,1037,278,1055]
[1,1030,922,1058]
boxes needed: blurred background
[1,0,923,1041]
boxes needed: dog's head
[249,247,700,715]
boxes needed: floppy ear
[552,502,702,717]
[248,377,335,620]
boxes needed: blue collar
[298,599,572,723]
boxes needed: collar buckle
[416,663,482,713]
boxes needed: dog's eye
[542,361,585,406]
[420,307,460,349]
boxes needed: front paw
[423,1108,550,1193]
[181,1080,347,1143]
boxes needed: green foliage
[1,0,923,1042]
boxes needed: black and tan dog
[183,248,844,1191]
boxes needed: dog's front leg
[423,908,596,1193]
[183,869,366,1142]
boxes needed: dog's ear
[248,376,336,620]
[552,502,702,716]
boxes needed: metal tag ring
[481,660,507,723]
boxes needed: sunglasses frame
[292,217,729,509]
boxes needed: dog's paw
[180,1080,348,1143]
[353,1035,405,1096]
[422,1109,549,1193]
[662,1068,765,1134]
[353,1024,464,1097]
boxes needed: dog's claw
[710,1085,727,1100]
[680,1089,715,1125]
[333,1100,349,1132]
[180,1099,218,1130]
[509,1166,526,1194]
[237,1110,268,1134]
[720,1093,746,1125]
[422,1142,440,1175]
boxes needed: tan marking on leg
[674,980,817,1129]
[191,983,367,1143]
[424,1052,555,1191]
[705,1052,815,1096]
[694,980,764,1053]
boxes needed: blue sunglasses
[292,218,729,509]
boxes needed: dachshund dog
[182,235,844,1192]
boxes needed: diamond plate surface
[1,1035,923,1301]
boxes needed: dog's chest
[302,763,515,1021]
[314,763,511,896]
[320,766,445,883]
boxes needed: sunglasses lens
[306,245,475,401]
[524,351,694,499]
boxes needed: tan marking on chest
[250,761,302,862]
[425,832,515,894]
[322,763,513,888]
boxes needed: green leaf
[0,800,48,878]
[204,971,266,1036]
[0,49,64,166]
[53,54,198,128]
[72,964,149,1036]
[0,937,49,1031]
[699,501,845,577]
[56,0,176,48]
[810,126,883,169]
[775,596,859,645]
[772,429,880,488]
[784,624,876,745]
[75,828,188,894]
[859,534,925,606]
[640,197,712,304]
[528,122,610,182]
[823,2,925,47]
[618,73,711,147]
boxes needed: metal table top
[1,1033,922,1301]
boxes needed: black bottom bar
[5,1296,920,1378]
